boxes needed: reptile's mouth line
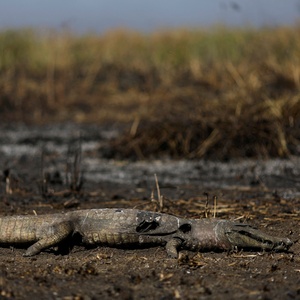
[234,230,274,245]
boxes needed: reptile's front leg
[24,221,73,256]
[166,238,183,258]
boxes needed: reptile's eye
[179,223,191,233]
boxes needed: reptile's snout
[272,238,293,251]
[224,224,294,252]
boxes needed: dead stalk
[150,189,155,202]
[3,169,12,194]
[204,192,209,218]
[154,174,163,211]
[213,195,217,218]
[130,116,140,137]
[5,177,11,194]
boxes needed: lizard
[0,208,293,257]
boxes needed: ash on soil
[0,124,299,300]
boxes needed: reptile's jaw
[269,238,293,251]
[224,225,294,252]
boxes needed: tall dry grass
[0,27,299,159]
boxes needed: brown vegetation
[0,27,299,159]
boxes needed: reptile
[0,208,293,257]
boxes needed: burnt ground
[0,123,299,300]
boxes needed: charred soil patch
[0,180,299,300]
[0,124,299,299]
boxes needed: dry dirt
[0,123,299,300]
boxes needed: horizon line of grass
[0,25,299,71]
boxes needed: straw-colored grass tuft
[0,27,299,159]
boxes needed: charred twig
[66,136,84,193]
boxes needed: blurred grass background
[0,27,299,159]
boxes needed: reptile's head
[177,219,294,252]
[175,219,232,250]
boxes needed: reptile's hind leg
[24,222,73,256]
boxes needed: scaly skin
[0,209,293,257]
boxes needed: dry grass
[0,26,299,159]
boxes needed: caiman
[0,208,293,257]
